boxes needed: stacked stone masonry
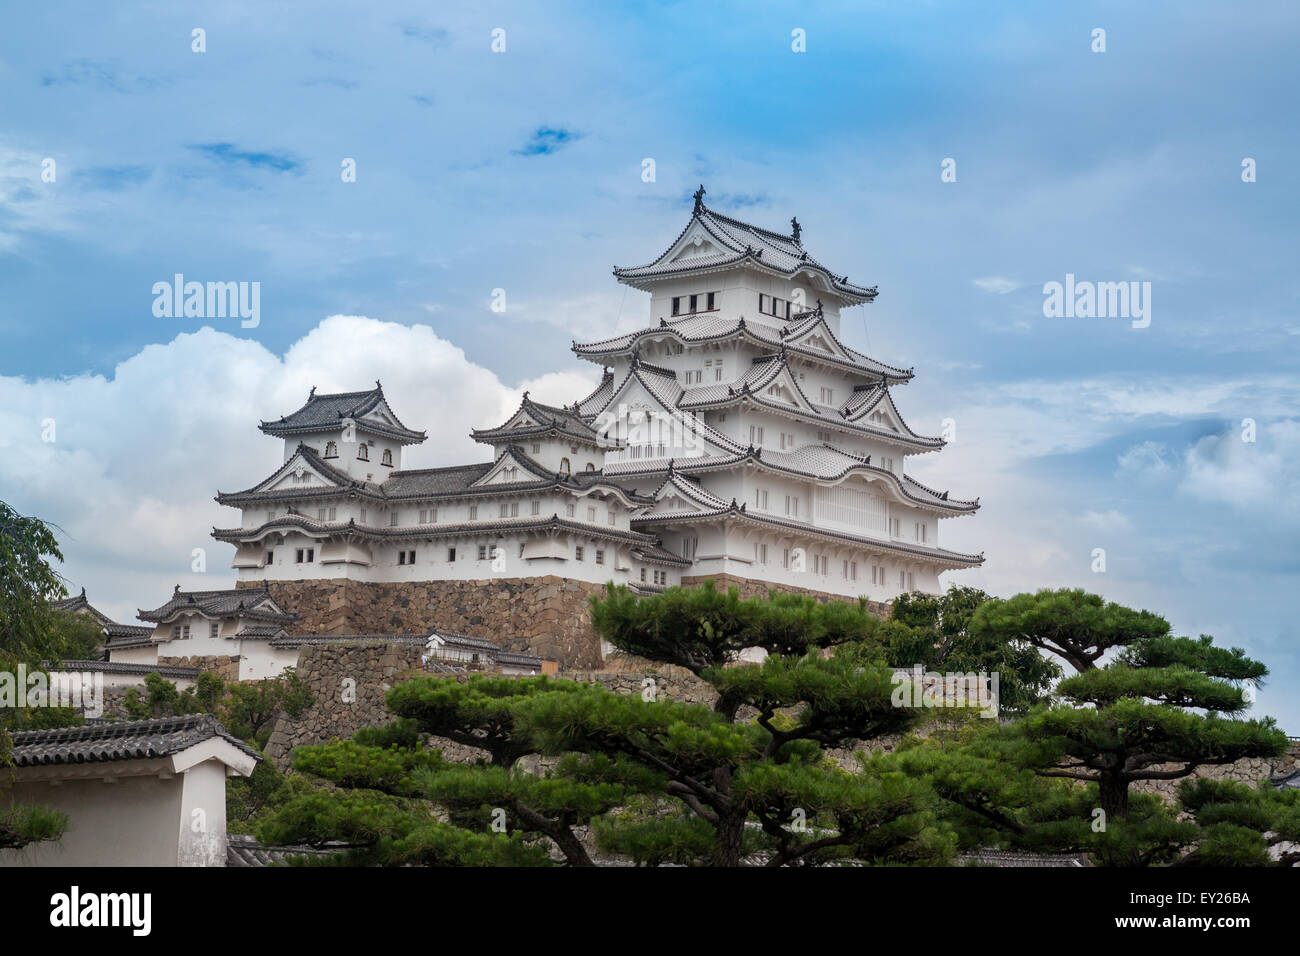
[242,574,889,672]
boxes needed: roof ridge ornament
[815,299,823,316]
[692,184,706,213]
[309,385,316,398]
[790,217,801,243]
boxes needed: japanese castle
[214,188,981,600]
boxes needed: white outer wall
[0,771,184,866]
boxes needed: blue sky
[2,1,1298,729]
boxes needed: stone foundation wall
[1133,746,1300,801]
[243,576,606,668]
[264,642,428,770]
[244,574,888,672]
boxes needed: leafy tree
[899,589,1287,864]
[261,585,964,866]
[878,586,1060,716]
[46,610,104,661]
[123,669,311,751]
[1175,777,1300,866]
[0,499,72,851]
[223,667,311,749]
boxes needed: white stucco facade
[211,194,980,604]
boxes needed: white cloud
[0,315,600,623]
[1179,419,1300,520]
[1116,441,1178,479]
[972,276,1022,295]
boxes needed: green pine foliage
[253,582,1293,867]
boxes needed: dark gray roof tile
[8,714,260,767]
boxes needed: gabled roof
[383,446,653,505]
[585,356,747,460]
[216,442,372,506]
[234,623,290,640]
[575,370,616,417]
[259,383,426,444]
[51,588,114,628]
[677,359,943,451]
[613,190,878,305]
[6,714,261,767]
[471,392,609,448]
[618,446,978,515]
[138,584,299,625]
[573,308,911,383]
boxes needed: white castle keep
[214,188,981,601]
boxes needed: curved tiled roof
[103,623,155,649]
[607,443,977,515]
[613,199,878,305]
[138,584,298,624]
[260,384,426,444]
[51,588,114,627]
[7,714,261,767]
[218,443,651,508]
[214,512,664,548]
[633,482,983,570]
[573,309,911,382]
[49,659,202,679]
[471,393,608,447]
[216,442,378,507]
[676,354,943,451]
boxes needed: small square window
[595,550,605,565]
[575,546,584,561]
[209,621,219,639]
[447,547,457,562]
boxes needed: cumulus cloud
[0,315,599,623]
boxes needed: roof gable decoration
[844,387,943,446]
[668,226,726,264]
[642,473,730,518]
[471,446,555,488]
[590,383,733,463]
[260,450,348,495]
